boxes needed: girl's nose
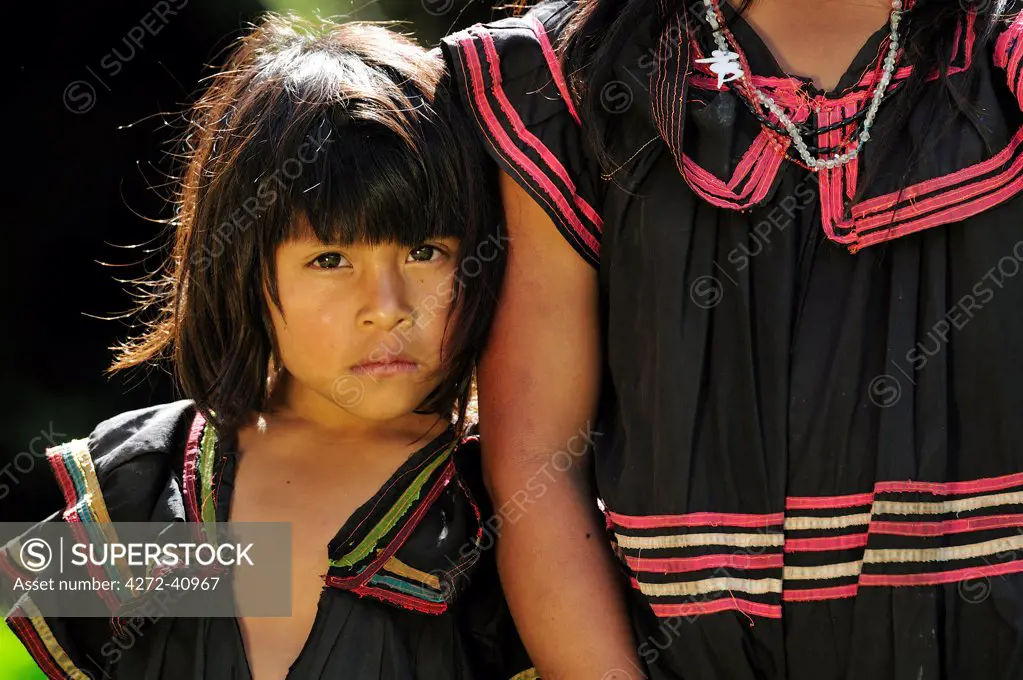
[357,266,414,331]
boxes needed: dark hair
[555,0,1021,183]
[110,14,503,437]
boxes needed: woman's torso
[586,3,1023,679]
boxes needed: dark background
[1,0,511,523]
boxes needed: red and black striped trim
[672,7,1023,252]
[607,470,1023,619]
[444,21,603,267]
[996,12,1023,108]
[609,509,785,619]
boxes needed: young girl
[3,14,533,680]
[440,0,1023,678]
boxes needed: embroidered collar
[632,1,1023,253]
[181,411,477,614]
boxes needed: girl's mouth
[351,360,418,377]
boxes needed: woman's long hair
[556,0,1019,184]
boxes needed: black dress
[441,2,1023,679]
[2,400,535,679]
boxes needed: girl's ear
[264,349,284,406]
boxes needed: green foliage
[0,623,46,680]
[257,0,504,47]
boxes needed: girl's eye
[310,252,349,269]
[407,245,442,263]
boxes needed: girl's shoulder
[45,399,198,524]
[1,401,200,680]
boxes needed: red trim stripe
[680,134,786,209]
[854,137,1023,231]
[527,15,580,125]
[784,533,870,553]
[650,598,782,619]
[783,584,860,602]
[44,447,121,612]
[873,471,1023,496]
[455,33,601,259]
[45,448,81,523]
[785,472,1023,512]
[727,132,770,190]
[475,29,602,229]
[6,615,69,680]
[850,126,1023,219]
[608,510,785,529]
[851,164,1023,252]
[349,583,448,615]
[625,553,783,574]
[786,492,874,510]
[869,514,1023,537]
[858,558,1023,587]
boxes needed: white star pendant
[694,49,744,90]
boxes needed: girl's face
[268,218,461,425]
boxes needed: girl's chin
[332,389,427,419]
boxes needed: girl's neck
[259,370,447,443]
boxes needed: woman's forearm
[489,451,639,679]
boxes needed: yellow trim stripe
[510,669,541,680]
[784,513,872,531]
[383,556,441,590]
[864,534,1023,564]
[872,490,1023,516]
[635,576,783,597]
[615,532,784,550]
[62,440,135,588]
[18,596,91,680]
[783,560,864,580]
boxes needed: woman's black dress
[2,400,534,679]
[441,1,1023,678]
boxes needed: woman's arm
[477,171,639,680]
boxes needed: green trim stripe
[329,441,454,569]
[198,422,219,545]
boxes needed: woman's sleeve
[440,0,604,268]
[993,11,1023,110]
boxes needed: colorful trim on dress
[182,412,223,548]
[510,669,541,680]
[5,597,91,680]
[179,412,482,616]
[44,439,138,613]
[447,22,603,267]
[608,470,1023,619]
[325,437,463,614]
[653,0,796,212]
[660,5,1023,252]
[100,411,226,631]
[526,15,579,125]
